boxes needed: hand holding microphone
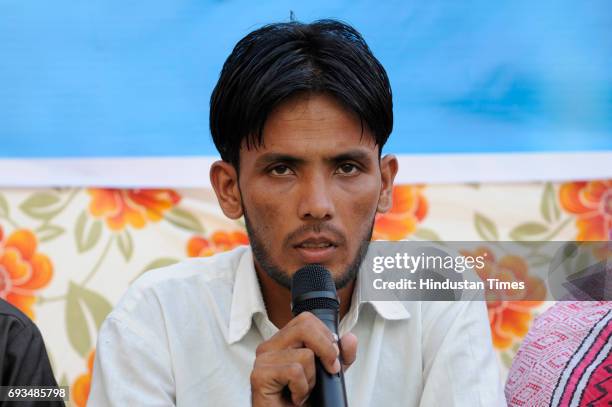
[250,265,357,406]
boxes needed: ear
[210,160,243,219]
[377,154,398,213]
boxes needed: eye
[269,164,294,176]
[336,163,360,175]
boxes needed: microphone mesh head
[291,264,339,315]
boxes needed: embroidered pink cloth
[505,301,612,406]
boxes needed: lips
[293,236,339,263]
[298,241,334,248]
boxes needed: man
[0,299,65,406]
[89,20,505,406]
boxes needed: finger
[339,332,358,371]
[257,348,316,391]
[259,313,332,353]
[285,363,311,406]
[251,362,309,406]
[258,313,339,374]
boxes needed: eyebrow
[254,149,374,168]
[330,149,372,164]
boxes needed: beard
[242,208,375,290]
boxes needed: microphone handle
[309,309,349,407]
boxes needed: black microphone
[291,264,349,407]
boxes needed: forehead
[242,93,378,158]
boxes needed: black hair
[210,19,393,168]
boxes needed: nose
[297,172,335,221]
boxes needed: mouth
[293,237,339,263]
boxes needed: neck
[255,264,355,329]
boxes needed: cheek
[336,181,380,232]
[340,177,380,212]
[243,192,288,239]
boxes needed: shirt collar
[339,268,410,334]
[228,248,267,344]
[227,247,410,344]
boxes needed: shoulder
[0,299,40,342]
[0,298,31,326]
[106,246,249,328]
[131,245,245,296]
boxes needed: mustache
[285,223,347,246]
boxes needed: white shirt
[88,246,506,406]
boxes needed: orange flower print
[72,350,94,407]
[462,247,546,350]
[373,185,428,240]
[559,180,612,241]
[187,230,249,257]
[87,189,181,231]
[0,226,53,319]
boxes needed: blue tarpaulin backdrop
[0,0,610,185]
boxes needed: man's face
[213,93,396,288]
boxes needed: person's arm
[0,308,65,406]
[88,300,176,405]
[419,299,507,407]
